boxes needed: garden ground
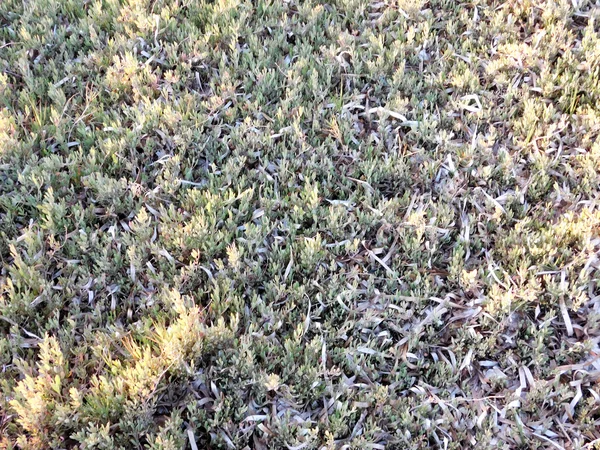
[1,0,600,448]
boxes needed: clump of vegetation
[1,0,599,448]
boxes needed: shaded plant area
[1,0,599,448]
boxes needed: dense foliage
[1,0,599,448]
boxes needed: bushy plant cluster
[1,0,599,448]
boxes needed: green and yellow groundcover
[1,0,599,448]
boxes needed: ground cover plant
[0,0,599,448]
